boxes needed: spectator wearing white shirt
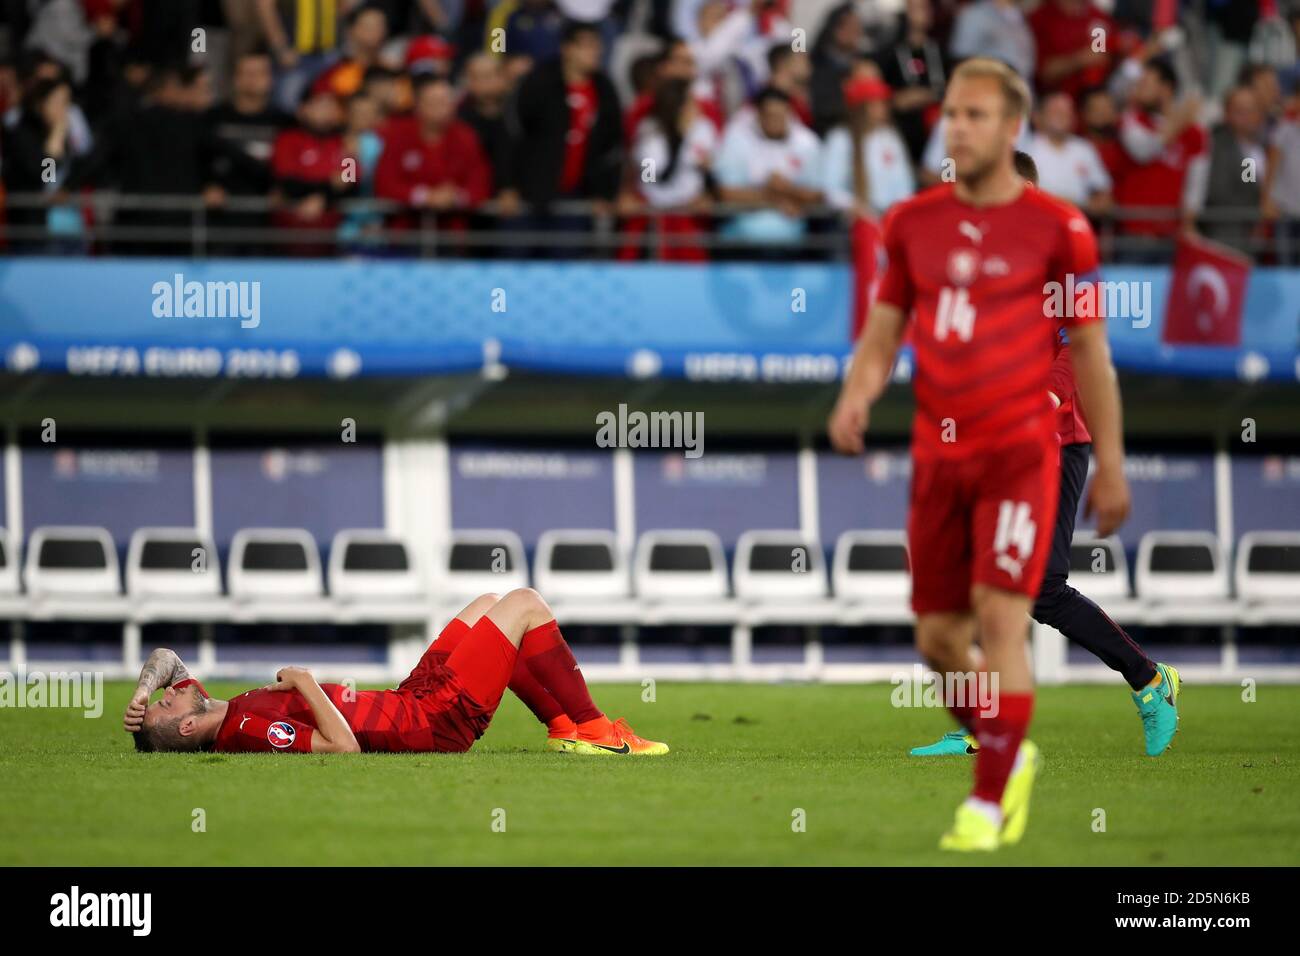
[689,0,794,116]
[821,66,915,216]
[949,0,1036,81]
[633,78,719,211]
[716,86,823,244]
[623,77,720,260]
[715,44,814,159]
[1026,90,1112,216]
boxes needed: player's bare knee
[504,587,552,624]
[451,593,501,627]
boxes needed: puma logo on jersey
[957,220,986,245]
[996,553,1026,580]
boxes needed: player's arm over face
[1068,320,1131,536]
[828,301,906,455]
[268,667,361,754]
[123,647,193,732]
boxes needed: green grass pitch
[2,681,1298,866]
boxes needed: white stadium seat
[438,529,528,600]
[0,527,19,596]
[534,529,629,600]
[227,528,323,599]
[328,530,422,599]
[831,531,909,602]
[733,530,827,601]
[24,526,120,597]
[126,527,221,597]
[1135,531,1228,602]
[1068,533,1130,603]
[1235,531,1300,604]
[633,530,729,600]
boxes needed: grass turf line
[1,681,1296,865]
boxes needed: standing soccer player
[911,151,1180,761]
[828,59,1131,851]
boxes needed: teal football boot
[1132,662,1181,756]
[910,730,979,757]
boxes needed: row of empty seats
[1,525,1297,607]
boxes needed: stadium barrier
[2,192,1290,260]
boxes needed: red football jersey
[212,685,443,754]
[875,183,1102,459]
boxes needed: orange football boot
[573,716,670,756]
[545,715,578,753]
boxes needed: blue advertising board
[4,258,1296,382]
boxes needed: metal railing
[0,192,850,259]
[0,191,1289,262]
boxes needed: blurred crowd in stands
[0,0,1298,260]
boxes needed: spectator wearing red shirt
[374,74,492,229]
[271,85,348,252]
[1114,58,1206,244]
[511,20,623,212]
[1029,0,1116,100]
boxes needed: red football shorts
[397,616,518,752]
[908,439,1060,614]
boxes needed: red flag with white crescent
[1162,234,1250,347]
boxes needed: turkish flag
[1162,234,1251,347]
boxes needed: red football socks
[520,619,603,724]
[508,655,566,725]
[971,692,1034,804]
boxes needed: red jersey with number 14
[875,183,1102,459]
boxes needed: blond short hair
[950,58,1031,120]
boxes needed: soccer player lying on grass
[122,588,669,756]
[909,150,1180,761]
